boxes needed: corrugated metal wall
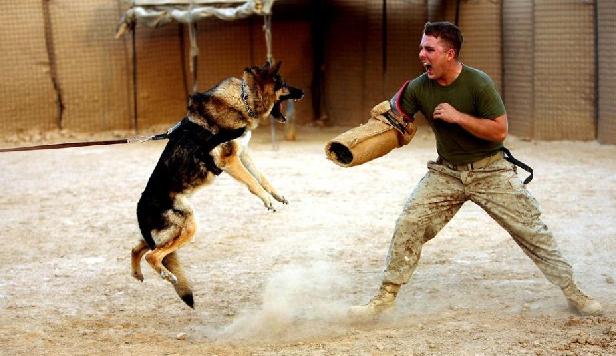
[597,0,616,144]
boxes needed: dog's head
[243,61,304,123]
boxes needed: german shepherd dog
[131,61,303,308]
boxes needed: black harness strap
[382,111,408,135]
[167,117,246,176]
[500,147,533,184]
[168,117,210,141]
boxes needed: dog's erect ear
[244,66,257,76]
[269,60,282,75]
[258,61,281,76]
[260,61,272,72]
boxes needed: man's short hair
[423,21,463,58]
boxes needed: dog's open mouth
[271,87,304,123]
[271,101,286,123]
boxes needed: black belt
[438,148,534,185]
[438,152,503,171]
[500,147,533,184]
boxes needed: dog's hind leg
[145,211,196,285]
[162,251,194,308]
[131,240,149,282]
[240,151,287,204]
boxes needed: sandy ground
[0,125,615,355]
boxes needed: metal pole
[263,14,277,150]
[264,13,273,63]
[188,0,199,93]
[189,21,199,93]
[132,21,138,132]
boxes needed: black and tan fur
[131,61,303,308]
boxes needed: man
[350,21,602,317]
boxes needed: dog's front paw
[265,202,276,212]
[261,198,277,212]
[272,193,288,204]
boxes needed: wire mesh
[533,0,595,140]
[597,0,616,144]
[0,2,56,135]
[0,0,613,143]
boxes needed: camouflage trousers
[383,157,574,288]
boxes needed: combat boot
[562,283,603,316]
[349,282,400,318]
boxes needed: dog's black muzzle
[284,86,305,101]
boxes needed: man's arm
[432,102,508,142]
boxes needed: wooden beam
[134,0,248,5]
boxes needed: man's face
[418,34,454,80]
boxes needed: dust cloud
[209,261,354,342]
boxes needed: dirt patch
[0,126,614,355]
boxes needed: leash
[0,130,171,153]
[500,147,534,184]
[0,120,185,153]
[0,139,131,153]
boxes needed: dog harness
[163,117,245,175]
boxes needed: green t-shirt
[396,65,506,164]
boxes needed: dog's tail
[162,252,194,308]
